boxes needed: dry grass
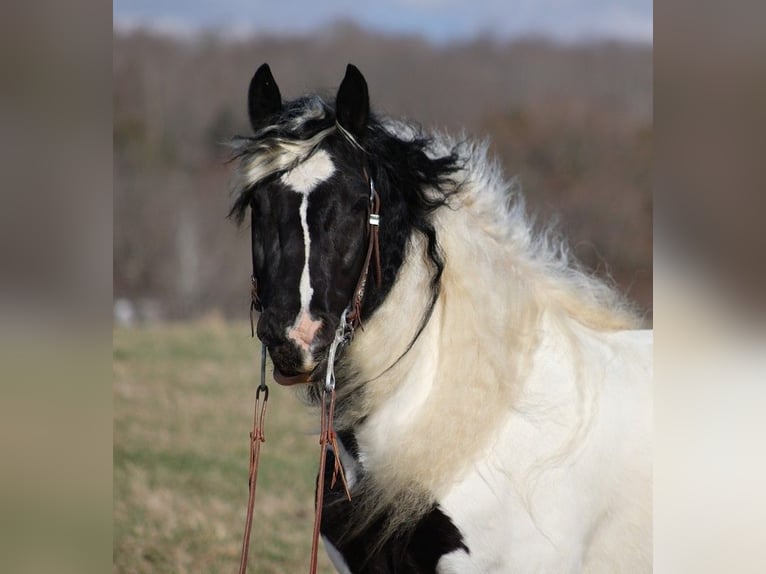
[114,320,335,573]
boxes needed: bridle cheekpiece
[238,167,381,574]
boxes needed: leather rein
[237,168,381,574]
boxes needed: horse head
[243,64,374,384]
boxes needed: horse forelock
[229,96,335,222]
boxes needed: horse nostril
[256,311,284,347]
[312,323,336,349]
[257,309,325,357]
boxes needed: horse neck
[329,152,643,525]
[337,204,547,502]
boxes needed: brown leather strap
[238,377,269,574]
[369,181,382,289]
[309,392,330,574]
[309,387,351,574]
[240,168,378,573]
[307,174,379,570]
[347,175,382,330]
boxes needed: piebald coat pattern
[231,63,652,573]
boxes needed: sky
[113,0,653,44]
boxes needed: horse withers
[230,63,652,573]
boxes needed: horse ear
[248,63,282,132]
[336,64,369,139]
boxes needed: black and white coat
[232,64,652,573]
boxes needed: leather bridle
[347,167,382,329]
[237,167,381,574]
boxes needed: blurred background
[5,1,766,573]
[113,1,653,324]
[113,0,653,573]
[111,3,653,572]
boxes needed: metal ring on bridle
[258,343,268,396]
[324,307,352,393]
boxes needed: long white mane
[333,124,644,536]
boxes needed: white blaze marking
[280,148,335,194]
[288,307,323,352]
[297,195,313,310]
[280,149,335,357]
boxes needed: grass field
[114,320,336,573]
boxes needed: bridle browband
[237,166,382,574]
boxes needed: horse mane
[228,94,643,548]
[328,131,642,547]
[445,134,642,333]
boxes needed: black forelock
[228,95,337,224]
[228,95,460,225]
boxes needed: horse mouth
[268,343,323,386]
[269,341,333,387]
[273,365,317,386]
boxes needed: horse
[229,63,652,573]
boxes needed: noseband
[238,166,382,574]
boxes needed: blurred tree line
[114,24,652,322]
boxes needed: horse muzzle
[257,309,339,386]
[272,366,316,386]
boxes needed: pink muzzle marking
[287,312,323,353]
